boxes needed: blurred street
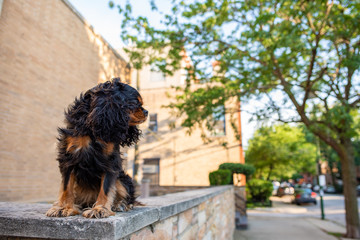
[252,194,360,227]
[234,194,360,240]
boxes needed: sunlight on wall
[84,27,131,84]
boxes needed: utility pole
[316,137,325,220]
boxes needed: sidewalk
[234,215,348,240]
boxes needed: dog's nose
[143,109,148,117]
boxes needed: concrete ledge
[143,185,231,221]
[0,186,232,239]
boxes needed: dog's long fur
[46,78,147,218]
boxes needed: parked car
[292,188,317,205]
[312,185,320,192]
[277,186,295,197]
[272,181,280,196]
[324,185,336,193]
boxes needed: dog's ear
[123,125,142,147]
[86,83,130,143]
[65,90,93,135]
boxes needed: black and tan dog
[46,78,147,218]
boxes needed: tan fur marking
[66,136,91,153]
[95,175,114,209]
[74,184,98,207]
[104,143,114,155]
[59,173,76,206]
[46,173,80,217]
[116,180,129,200]
[98,140,114,156]
[129,108,147,126]
[82,175,116,218]
[111,180,131,212]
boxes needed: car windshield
[304,189,312,194]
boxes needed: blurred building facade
[127,60,244,187]
[0,0,130,201]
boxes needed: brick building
[0,0,130,201]
[127,62,244,187]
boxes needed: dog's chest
[70,145,120,186]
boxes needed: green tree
[112,0,360,237]
[245,124,316,180]
[303,111,360,191]
[246,179,273,203]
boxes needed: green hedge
[209,169,232,185]
[218,163,256,176]
[246,179,273,202]
[246,200,272,209]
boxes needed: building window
[149,113,158,132]
[142,158,160,186]
[210,106,226,137]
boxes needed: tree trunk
[338,139,360,238]
[330,168,339,192]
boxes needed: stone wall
[149,185,209,196]
[0,186,235,240]
[130,187,234,240]
[0,0,130,202]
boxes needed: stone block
[130,218,173,240]
[178,224,198,240]
[198,211,206,227]
[178,209,193,234]
[198,202,206,211]
[0,202,159,239]
[130,227,154,240]
[202,230,212,240]
[197,224,206,240]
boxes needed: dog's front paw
[46,206,80,217]
[112,201,133,212]
[82,206,115,218]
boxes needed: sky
[68,0,172,49]
[67,0,257,148]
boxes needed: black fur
[64,79,142,143]
[47,78,147,217]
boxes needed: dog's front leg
[46,172,80,217]
[82,173,116,218]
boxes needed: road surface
[249,194,360,227]
[234,194,360,240]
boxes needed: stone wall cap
[0,185,233,239]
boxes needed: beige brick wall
[0,0,130,202]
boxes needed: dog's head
[70,78,148,146]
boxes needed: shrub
[218,163,256,176]
[291,173,303,181]
[209,169,232,185]
[246,179,273,202]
